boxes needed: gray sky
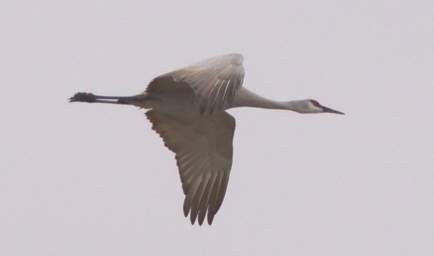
[1,0,434,255]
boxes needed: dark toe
[69,92,96,103]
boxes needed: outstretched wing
[147,53,245,114]
[146,110,236,225]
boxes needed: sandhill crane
[70,53,343,225]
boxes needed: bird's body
[70,53,343,225]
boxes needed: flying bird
[70,53,344,225]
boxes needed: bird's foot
[69,92,96,103]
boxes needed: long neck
[231,88,303,112]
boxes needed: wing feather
[147,54,245,114]
[146,110,236,225]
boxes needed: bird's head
[289,99,344,114]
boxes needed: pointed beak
[321,105,345,115]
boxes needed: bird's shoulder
[146,53,246,114]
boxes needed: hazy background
[1,0,433,255]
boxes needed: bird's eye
[310,100,321,107]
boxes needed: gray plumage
[70,53,343,225]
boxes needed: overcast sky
[1,0,434,255]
